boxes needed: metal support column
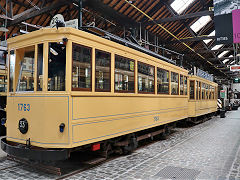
[78,0,82,29]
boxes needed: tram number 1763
[18,104,30,112]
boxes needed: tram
[1,27,217,161]
[188,75,218,123]
[0,48,7,136]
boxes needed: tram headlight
[59,123,65,133]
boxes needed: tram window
[198,82,201,99]
[115,55,134,92]
[0,75,7,92]
[180,75,184,95]
[206,84,209,99]
[95,50,111,92]
[72,44,91,91]
[171,72,179,95]
[16,46,35,92]
[190,80,195,99]
[209,85,212,99]
[184,76,187,95]
[196,81,199,100]
[48,43,66,91]
[37,44,43,91]
[9,50,15,92]
[138,62,154,93]
[202,83,205,99]
[157,68,169,94]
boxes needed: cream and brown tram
[188,75,218,122]
[1,27,216,161]
[0,49,7,135]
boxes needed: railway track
[0,116,216,179]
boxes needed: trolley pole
[78,0,83,29]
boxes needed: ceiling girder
[208,57,235,62]
[144,10,213,25]
[163,36,215,44]
[7,0,69,27]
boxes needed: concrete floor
[0,137,6,159]
[0,109,239,179]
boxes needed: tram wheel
[123,134,138,155]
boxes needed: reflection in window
[115,55,134,92]
[16,46,35,92]
[206,84,209,99]
[0,75,7,92]
[138,62,154,93]
[95,50,111,91]
[198,82,201,99]
[171,72,179,95]
[9,50,15,92]
[157,68,169,94]
[48,43,66,91]
[209,85,212,99]
[202,83,205,99]
[72,44,91,90]
[196,81,199,100]
[180,75,184,95]
[184,76,187,95]
[190,80,195,99]
[37,44,43,91]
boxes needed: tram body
[188,75,218,118]
[1,27,216,161]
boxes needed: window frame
[95,49,111,92]
[114,55,135,93]
[180,74,184,95]
[72,43,92,92]
[137,61,155,94]
[157,67,170,95]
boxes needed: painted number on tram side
[18,104,30,112]
[154,116,160,122]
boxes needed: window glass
[115,55,134,92]
[9,50,15,92]
[72,44,91,90]
[37,44,43,91]
[0,75,7,92]
[206,84,209,99]
[157,68,169,94]
[196,81,199,100]
[138,62,154,93]
[209,85,212,99]
[198,82,201,99]
[95,50,111,91]
[202,83,205,99]
[184,76,187,95]
[16,46,35,92]
[171,72,179,95]
[180,75,184,95]
[48,43,66,91]
[190,80,195,99]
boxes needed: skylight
[218,51,229,58]
[203,30,215,44]
[223,59,229,64]
[171,0,194,14]
[190,16,211,33]
[211,44,224,50]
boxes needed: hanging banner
[213,0,240,44]
[214,14,233,44]
[232,9,240,43]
